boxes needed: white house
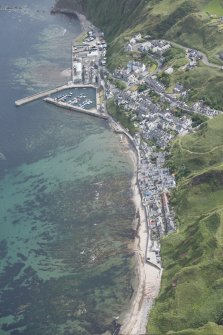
[127,61,146,73]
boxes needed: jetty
[44,97,108,120]
[15,84,96,106]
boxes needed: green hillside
[169,114,223,178]
[167,322,223,335]
[55,0,223,61]
[148,115,223,334]
[55,0,146,39]
[170,63,223,110]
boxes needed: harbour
[15,84,96,106]
[15,24,107,118]
[44,96,108,119]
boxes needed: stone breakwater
[15,84,96,106]
[44,97,108,119]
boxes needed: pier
[44,97,108,120]
[15,83,96,106]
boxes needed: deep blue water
[0,1,135,334]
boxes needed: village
[68,28,223,268]
[104,36,222,264]
[16,26,222,270]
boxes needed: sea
[0,1,136,334]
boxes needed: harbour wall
[44,97,108,120]
[15,84,96,106]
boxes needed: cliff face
[54,0,147,39]
[54,0,83,13]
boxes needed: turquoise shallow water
[0,1,136,334]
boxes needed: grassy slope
[167,322,223,335]
[204,0,223,16]
[148,115,223,334]
[55,0,147,39]
[169,115,223,178]
[170,63,223,109]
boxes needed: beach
[116,133,162,335]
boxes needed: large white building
[73,61,82,83]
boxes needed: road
[133,39,223,70]
[166,40,223,69]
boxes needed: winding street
[166,40,223,69]
[134,38,223,69]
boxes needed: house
[130,37,137,45]
[127,61,146,73]
[134,33,142,42]
[174,83,184,93]
[139,41,152,52]
[165,67,173,74]
[125,43,133,52]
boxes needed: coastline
[52,8,163,333]
[116,133,162,335]
[70,8,164,332]
[51,7,94,33]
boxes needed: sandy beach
[117,134,162,335]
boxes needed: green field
[169,115,223,178]
[148,62,157,73]
[167,322,223,335]
[168,62,223,110]
[148,115,223,334]
[204,0,223,16]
